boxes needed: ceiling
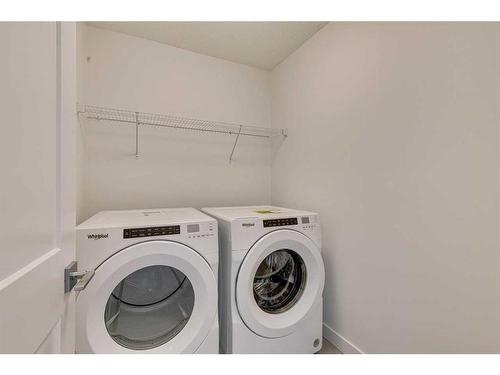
[87,22,327,70]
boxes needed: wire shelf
[78,104,285,138]
[77,104,286,161]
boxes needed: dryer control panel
[123,225,180,239]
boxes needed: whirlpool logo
[87,233,109,240]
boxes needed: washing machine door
[76,240,216,353]
[236,229,324,338]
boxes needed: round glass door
[104,265,195,350]
[253,249,307,314]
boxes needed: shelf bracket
[76,103,86,114]
[229,125,243,163]
[135,111,139,159]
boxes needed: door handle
[64,261,95,293]
[72,270,95,292]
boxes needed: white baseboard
[323,323,363,354]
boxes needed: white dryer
[75,208,218,353]
[202,206,325,354]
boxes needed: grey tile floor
[318,338,343,354]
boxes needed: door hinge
[64,261,95,293]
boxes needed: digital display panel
[187,224,200,233]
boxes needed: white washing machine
[75,208,218,353]
[202,206,325,354]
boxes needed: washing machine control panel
[261,216,317,231]
[263,217,298,227]
[123,225,180,239]
[232,214,320,250]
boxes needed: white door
[236,230,325,338]
[0,22,77,353]
[76,241,217,353]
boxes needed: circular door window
[104,265,195,350]
[253,249,307,314]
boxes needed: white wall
[78,25,272,222]
[271,23,500,353]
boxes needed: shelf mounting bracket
[229,125,243,163]
[135,111,139,159]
